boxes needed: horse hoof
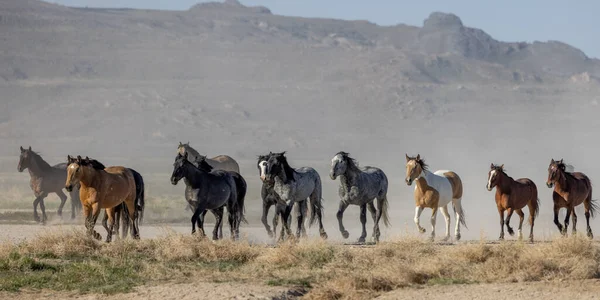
[357,237,366,244]
[419,228,426,234]
[441,236,450,242]
[587,231,594,239]
[455,234,461,241]
[507,228,515,236]
[320,232,328,240]
[498,236,504,241]
[267,231,274,238]
[341,231,349,239]
[93,233,101,241]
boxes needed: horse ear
[179,141,182,146]
[28,146,31,151]
[490,163,494,169]
[20,146,24,152]
[416,154,420,160]
[406,154,410,162]
[500,164,504,170]
[559,159,563,164]
[550,159,555,164]
[67,155,71,162]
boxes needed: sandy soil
[2,280,599,300]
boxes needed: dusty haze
[2,0,600,241]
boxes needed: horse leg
[280,202,294,242]
[212,208,224,240]
[101,210,109,236]
[87,203,102,240]
[584,196,594,239]
[553,204,564,234]
[373,196,387,243]
[452,198,465,241]
[527,202,536,243]
[262,201,274,238]
[429,207,438,241]
[367,201,379,238]
[439,205,451,242]
[299,201,308,238]
[358,204,367,243]
[498,209,505,240]
[104,207,117,243]
[505,207,515,236]
[38,195,48,225]
[563,207,572,236]
[515,209,525,241]
[55,190,68,218]
[571,209,578,235]
[336,201,350,239]
[414,206,425,233]
[69,190,79,220]
[295,200,304,239]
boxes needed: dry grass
[0,231,598,298]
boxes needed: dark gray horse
[170,152,243,240]
[330,152,390,243]
[17,146,82,223]
[258,153,307,239]
[263,152,327,240]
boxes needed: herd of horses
[16,143,599,244]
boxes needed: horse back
[359,166,388,194]
[208,155,240,173]
[441,171,462,200]
[514,178,538,200]
[104,166,136,198]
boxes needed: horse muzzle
[546,182,554,188]
[17,166,24,172]
[486,185,492,191]
[329,173,337,180]
[170,178,179,185]
[65,185,73,192]
[405,179,413,186]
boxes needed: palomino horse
[486,164,539,242]
[170,152,243,240]
[263,152,328,241]
[258,153,307,239]
[405,154,467,241]
[18,146,81,223]
[330,151,390,243]
[65,156,139,242]
[546,159,598,238]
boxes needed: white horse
[405,154,467,241]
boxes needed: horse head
[17,146,32,172]
[486,163,504,191]
[546,158,564,188]
[405,154,426,186]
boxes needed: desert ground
[4,0,600,299]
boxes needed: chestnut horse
[546,159,598,238]
[486,164,539,242]
[65,155,139,242]
[405,154,467,241]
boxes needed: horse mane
[28,150,52,171]
[408,155,428,171]
[257,154,270,164]
[82,157,106,170]
[275,152,296,181]
[491,164,506,174]
[181,143,203,158]
[336,151,361,173]
[194,155,214,172]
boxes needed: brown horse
[546,159,598,238]
[65,155,139,242]
[486,164,539,242]
[18,146,81,223]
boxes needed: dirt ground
[1,279,599,300]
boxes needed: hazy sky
[47,0,600,59]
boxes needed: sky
[47,0,600,59]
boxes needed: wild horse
[263,152,327,241]
[486,164,539,242]
[65,155,139,242]
[405,154,467,241]
[546,159,598,238]
[170,152,244,240]
[258,153,307,239]
[330,151,390,243]
[18,146,81,223]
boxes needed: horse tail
[589,199,599,219]
[128,168,145,226]
[308,172,323,227]
[233,173,248,224]
[380,195,391,227]
[452,201,468,229]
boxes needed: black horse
[171,152,244,240]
